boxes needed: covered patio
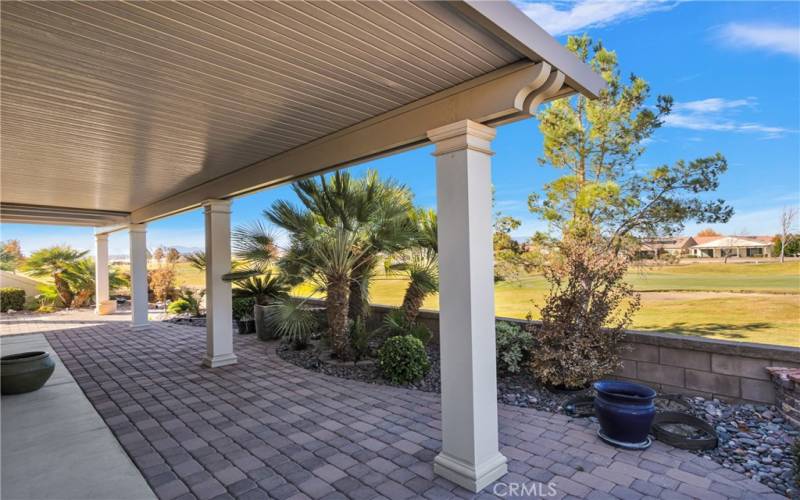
[1,1,787,499]
[1,0,606,492]
[1,314,776,499]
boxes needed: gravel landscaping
[277,341,799,497]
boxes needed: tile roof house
[690,236,773,258]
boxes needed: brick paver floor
[10,316,782,499]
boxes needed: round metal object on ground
[654,394,691,413]
[651,411,718,450]
[563,395,595,417]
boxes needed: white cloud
[515,0,676,36]
[673,97,754,113]
[664,97,794,139]
[718,23,800,58]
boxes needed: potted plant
[232,271,290,340]
[593,380,656,449]
[232,296,256,334]
[1,351,56,395]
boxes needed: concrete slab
[1,334,155,500]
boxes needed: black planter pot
[246,320,256,334]
[237,320,249,334]
[1,351,55,395]
[593,380,656,449]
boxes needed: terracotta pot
[1,351,55,395]
[96,299,117,315]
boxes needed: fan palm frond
[263,298,318,348]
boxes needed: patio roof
[0,0,603,225]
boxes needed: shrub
[382,309,432,345]
[0,288,25,312]
[531,230,638,389]
[149,265,177,303]
[232,296,255,320]
[349,318,371,362]
[167,299,191,314]
[378,335,430,384]
[263,299,317,350]
[176,288,202,316]
[496,321,534,374]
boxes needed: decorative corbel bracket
[512,61,567,115]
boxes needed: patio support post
[428,120,507,491]
[202,199,237,368]
[94,233,109,314]
[129,223,148,329]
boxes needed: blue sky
[2,0,798,256]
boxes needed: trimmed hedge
[378,335,430,385]
[0,288,26,312]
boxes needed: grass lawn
[170,260,800,347]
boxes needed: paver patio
[0,314,784,499]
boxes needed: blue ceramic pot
[593,380,656,448]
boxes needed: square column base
[434,451,507,492]
[131,323,149,331]
[202,353,238,368]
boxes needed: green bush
[0,288,25,312]
[382,309,432,345]
[496,321,535,374]
[232,296,255,320]
[167,299,191,314]
[350,318,371,362]
[378,335,430,384]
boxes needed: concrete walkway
[1,334,156,500]
[24,318,781,500]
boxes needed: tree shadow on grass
[637,322,774,340]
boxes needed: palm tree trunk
[348,255,374,323]
[326,276,351,360]
[401,284,426,324]
[54,274,74,308]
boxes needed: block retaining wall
[306,299,800,405]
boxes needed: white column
[95,233,110,314]
[202,199,237,368]
[129,224,149,329]
[428,120,507,491]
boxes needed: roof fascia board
[455,1,605,98]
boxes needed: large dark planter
[237,320,250,335]
[1,351,55,395]
[254,305,274,341]
[246,319,256,333]
[593,380,656,449]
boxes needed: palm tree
[268,170,415,323]
[61,258,128,308]
[296,226,372,359]
[184,251,206,272]
[232,271,290,306]
[392,209,439,324]
[22,246,87,307]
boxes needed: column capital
[427,120,496,157]
[95,233,109,241]
[202,199,232,214]
[128,223,147,233]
